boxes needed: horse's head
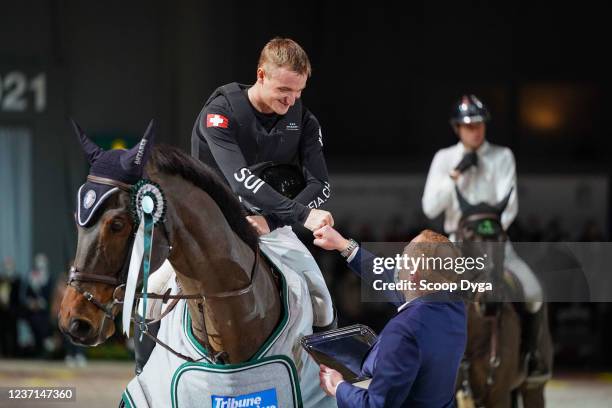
[455,186,513,297]
[58,120,157,346]
[455,186,512,243]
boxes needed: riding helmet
[450,94,491,126]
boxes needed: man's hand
[304,209,334,231]
[246,215,270,236]
[319,364,344,397]
[313,225,350,252]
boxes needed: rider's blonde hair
[258,38,312,77]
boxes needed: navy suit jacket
[337,248,467,407]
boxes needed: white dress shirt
[422,141,518,234]
[397,299,412,313]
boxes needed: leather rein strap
[131,250,260,364]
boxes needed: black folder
[300,324,378,383]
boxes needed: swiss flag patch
[206,114,229,128]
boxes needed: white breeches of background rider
[504,240,543,312]
[259,226,335,327]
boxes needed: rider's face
[256,65,307,115]
[457,122,486,150]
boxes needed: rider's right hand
[454,151,478,174]
[304,209,334,231]
[449,169,461,181]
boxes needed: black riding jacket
[191,82,331,228]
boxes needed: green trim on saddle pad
[182,254,291,362]
[121,389,136,408]
[170,355,303,408]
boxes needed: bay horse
[454,188,553,408]
[58,122,332,406]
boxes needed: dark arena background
[1,1,611,407]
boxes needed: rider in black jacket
[191,38,335,329]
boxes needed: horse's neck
[155,173,281,363]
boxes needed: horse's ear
[121,119,156,171]
[455,185,472,214]
[72,119,102,164]
[495,187,514,214]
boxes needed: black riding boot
[521,305,551,383]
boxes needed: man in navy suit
[313,227,467,407]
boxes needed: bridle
[66,174,261,364]
[67,175,138,325]
[68,268,128,321]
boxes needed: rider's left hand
[246,215,270,236]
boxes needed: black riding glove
[454,151,478,174]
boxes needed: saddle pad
[170,356,302,408]
[121,251,335,407]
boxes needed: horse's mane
[150,145,259,250]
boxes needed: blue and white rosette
[122,180,166,337]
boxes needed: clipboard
[300,324,378,384]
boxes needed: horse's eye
[110,219,125,232]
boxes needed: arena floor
[0,360,610,407]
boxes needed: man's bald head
[410,229,451,245]
[399,230,461,292]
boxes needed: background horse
[58,123,332,406]
[454,189,553,408]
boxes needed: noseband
[68,267,127,320]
